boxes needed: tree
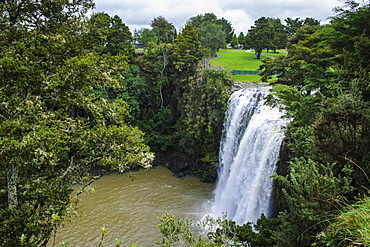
[172,25,205,76]
[138,42,174,112]
[269,18,287,51]
[86,13,133,56]
[186,13,233,50]
[197,21,226,57]
[260,24,335,95]
[284,17,320,39]
[260,3,370,246]
[0,0,94,33]
[246,17,273,59]
[150,16,177,44]
[157,213,242,246]
[285,17,304,38]
[230,34,239,48]
[216,17,234,44]
[0,2,153,245]
[134,27,159,48]
[106,15,134,55]
[238,32,246,49]
[185,13,218,29]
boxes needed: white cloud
[92,0,341,34]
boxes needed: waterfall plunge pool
[48,85,289,246]
[48,166,215,247]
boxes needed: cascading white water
[211,85,290,225]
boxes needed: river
[48,166,215,247]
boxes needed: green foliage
[260,25,335,94]
[246,17,287,59]
[149,107,176,150]
[181,68,232,160]
[157,213,256,247]
[216,17,234,44]
[273,157,354,246]
[201,214,244,245]
[237,32,246,48]
[0,2,154,245]
[157,213,286,247]
[185,13,233,54]
[265,84,322,127]
[312,94,370,166]
[172,25,205,75]
[132,22,232,171]
[197,21,226,57]
[284,17,304,38]
[211,214,284,247]
[134,27,160,47]
[87,13,134,56]
[156,212,214,247]
[151,16,177,44]
[259,5,370,247]
[322,196,370,246]
[92,64,149,124]
[330,2,370,52]
[173,130,198,156]
[186,13,218,29]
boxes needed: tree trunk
[7,166,18,209]
[256,50,262,59]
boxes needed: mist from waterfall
[211,86,289,225]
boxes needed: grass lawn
[232,74,262,82]
[210,49,282,82]
[262,49,288,57]
[210,50,262,70]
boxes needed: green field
[210,49,286,82]
[211,50,262,70]
[259,49,288,57]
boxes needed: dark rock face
[152,151,217,183]
[273,134,297,212]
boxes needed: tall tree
[303,17,321,26]
[270,18,288,51]
[150,16,177,44]
[185,13,218,29]
[246,17,273,59]
[216,17,234,44]
[246,17,288,58]
[238,32,246,49]
[0,2,153,245]
[260,24,335,95]
[284,17,304,38]
[106,15,134,55]
[197,21,226,57]
[134,27,159,48]
[186,13,233,48]
[86,13,133,55]
[230,34,239,48]
[172,25,205,77]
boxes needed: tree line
[0,1,233,245]
[1,0,370,246]
[131,1,370,247]
[183,1,370,246]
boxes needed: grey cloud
[92,0,339,34]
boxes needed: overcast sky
[92,0,341,35]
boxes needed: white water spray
[211,86,289,225]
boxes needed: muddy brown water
[48,166,215,247]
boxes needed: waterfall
[211,86,289,225]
